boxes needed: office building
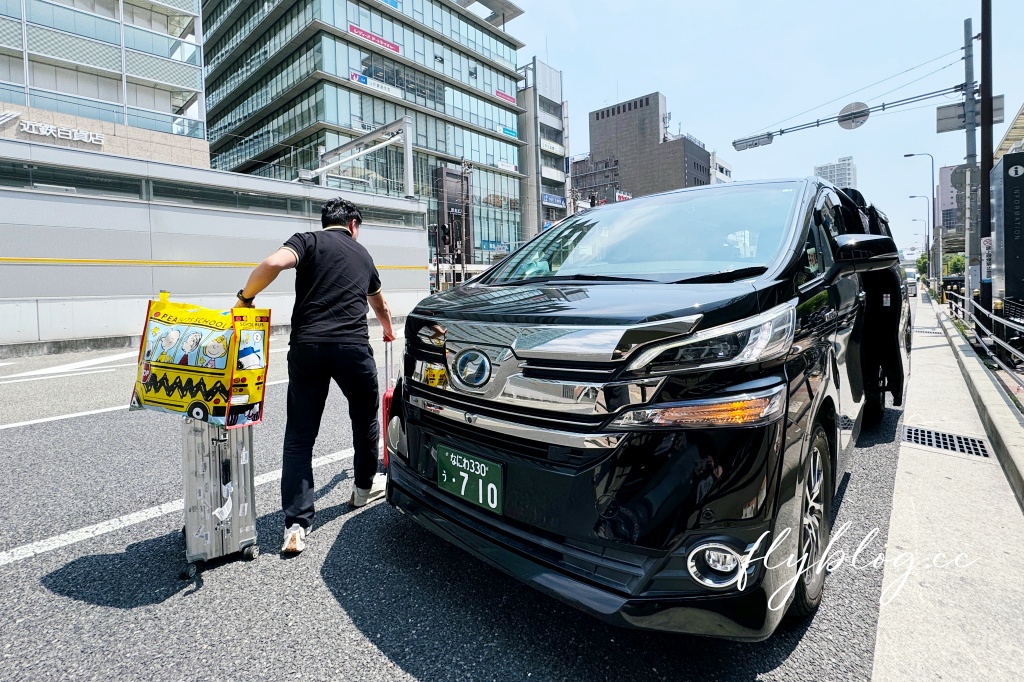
[517,56,568,237]
[573,92,710,203]
[0,0,208,167]
[813,156,857,189]
[203,0,526,265]
[710,151,732,183]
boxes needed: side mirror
[829,234,899,279]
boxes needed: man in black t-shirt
[235,198,395,554]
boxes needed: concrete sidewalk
[872,296,1024,681]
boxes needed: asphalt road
[0,327,910,681]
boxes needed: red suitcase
[381,340,395,470]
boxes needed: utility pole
[980,0,994,310]
[962,18,977,307]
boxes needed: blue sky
[504,0,1024,252]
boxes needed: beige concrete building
[0,102,209,167]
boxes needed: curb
[932,297,1024,513]
[0,317,406,360]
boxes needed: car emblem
[453,349,491,388]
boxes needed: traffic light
[438,223,451,256]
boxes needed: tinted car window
[484,183,803,284]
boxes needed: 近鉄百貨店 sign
[0,111,104,145]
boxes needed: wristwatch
[236,289,255,304]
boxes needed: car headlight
[626,300,797,374]
[611,384,786,428]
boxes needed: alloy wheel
[801,441,826,593]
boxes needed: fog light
[687,542,744,589]
[705,549,738,573]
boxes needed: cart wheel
[179,562,198,580]
[242,545,260,561]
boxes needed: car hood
[412,281,763,331]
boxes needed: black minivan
[385,179,911,640]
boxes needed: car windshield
[482,182,803,285]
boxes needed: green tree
[916,253,928,275]
[944,253,965,275]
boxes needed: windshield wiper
[499,273,657,286]
[671,266,769,284]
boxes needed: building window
[645,97,650,106]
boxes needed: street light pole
[904,153,936,284]
[909,195,930,271]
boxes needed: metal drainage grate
[902,426,990,457]
[912,327,945,336]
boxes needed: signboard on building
[494,90,517,105]
[349,71,403,99]
[378,0,400,8]
[615,190,632,202]
[542,192,566,208]
[0,111,104,145]
[348,24,400,54]
[496,160,517,172]
[497,125,517,139]
[540,138,564,155]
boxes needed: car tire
[788,423,833,620]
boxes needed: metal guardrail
[945,290,1024,390]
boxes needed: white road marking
[0,449,356,567]
[0,369,117,385]
[0,406,129,430]
[0,362,17,367]
[1,351,138,379]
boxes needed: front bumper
[387,460,787,640]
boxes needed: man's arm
[236,248,297,307]
[368,292,395,342]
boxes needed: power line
[863,59,963,104]
[749,47,963,135]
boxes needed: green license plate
[436,445,503,514]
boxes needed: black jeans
[281,342,379,529]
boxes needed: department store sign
[348,23,400,54]
[0,111,104,145]
[349,71,404,99]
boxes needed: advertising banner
[349,24,400,54]
[130,295,271,429]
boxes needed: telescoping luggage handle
[383,340,395,389]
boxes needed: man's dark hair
[321,197,362,229]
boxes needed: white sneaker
[281,523,306,554]
[350,473,387,508]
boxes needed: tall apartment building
[517,56,568,237]
[572,92,710,203]
[203,0,526,264]
[0,0,208,166]
[813,156,857,189]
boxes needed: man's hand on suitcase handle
[383,330,396,343]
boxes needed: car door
[816,190,866,457]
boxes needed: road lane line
[1,351,138,378]
[0,406,129,430]
[0,369,117,385]
[0,449,355,567]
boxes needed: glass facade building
[203,0,525,264]
[0,0,205,139]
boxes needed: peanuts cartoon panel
[130,297,271,429]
